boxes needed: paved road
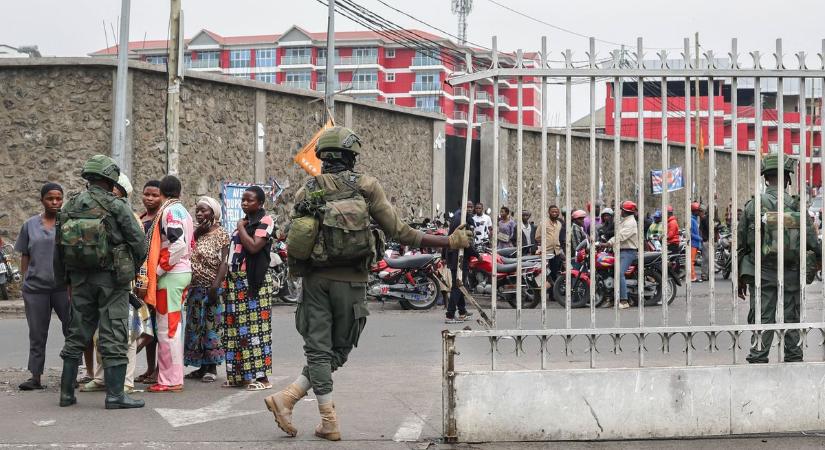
[1,280,824,448]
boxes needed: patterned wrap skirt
[222,271,273,384]
[183,285,225,367]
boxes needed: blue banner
[650,166,684,194]
[220,182,273,230]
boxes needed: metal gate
[444,36,825,441]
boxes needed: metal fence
[443,36,825,441]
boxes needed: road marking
[154,391,261,428]
[393,414,426,442]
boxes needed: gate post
[442,330,457,443]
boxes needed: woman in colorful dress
[223,186,274,391]
[183,196,229,383]
[145,175,194,393]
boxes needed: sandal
[77,376,93,385]
[201,373,218,383]
[148,383,184,393]
[18,379,45,391]
[221,380,242,388]
[245,381,272,391]
[79,380,106,392]
[136,374,158,385]
[185,369,205,380]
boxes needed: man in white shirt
[472,202,492,245]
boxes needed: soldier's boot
[59,358,78,407]
[264,383,307,437]
[314,402,341,441]
[104,364,145,409]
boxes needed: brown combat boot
[314,402,341,441]
[264,383,307,437]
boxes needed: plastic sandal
[79,380,106,392]
[245,381,272,391]
[201,373,218,383]
[221,380,242,388]
[148,383,184,393]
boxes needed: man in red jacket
[665,205,681,254]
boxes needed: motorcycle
[715,232,732,280]
[466,241,544,309]
[0,214,21,300]
[268,234,301,304]
[367,253,445,310]
[554,239,671,308]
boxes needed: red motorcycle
[367,254,446,310]
[466,247,544,309]
[553,239,665,308]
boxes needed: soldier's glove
[448,225,474,250]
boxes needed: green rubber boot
[104,365,145,409]
[59,358,78,407]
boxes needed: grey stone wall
[481,124,755,224]
[0,59,441,238]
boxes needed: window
[385,48,395,58]
[748,140,756,151]
[285,71,311,82]
[416,95,440,112]
[146,56,167,65]
[190,51,219,69]
[317,71,327,84]
[413,49,440,66]
[386,73,396,82]
[282,47,311,65]
[413,72,440,91]
[183,54,192,68]
[792,144,800,154]
[232,73,251,79]
[258,73,276,83]
[351,47,377,64]
[256,49,276,67]
[768,143,779,153]
[352,70,378,90]
[230,49,251,68]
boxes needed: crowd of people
[15,173,279,394]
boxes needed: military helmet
[81,154,120,184]
[316,126,362,159]
[116,173,133,197]
[761,153,796,175]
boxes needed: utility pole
[112,0,131,175]
[694,32,700,200]
[324,0,336,122]
[165,0,183,175]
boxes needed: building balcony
[412,56,444,69]
[452,110,469,127]
[453,87,469,103]
[316,55,379,67]
[474,113,490,125]
[475,91,492,107]
[280,55,313,66]
[416,105,442,114]
[282,80,315,91]
[187,59,221,70]
[497,95,511,109]
[411,82,442,94]
[337,80,379,92]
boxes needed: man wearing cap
[55,155,146,409]
[738,153,821,363]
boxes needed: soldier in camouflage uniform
[264,127,472,441]
[55,155,147,409]
[738,153,821,363]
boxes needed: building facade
[602,60,823,186]
[90,26,541,137]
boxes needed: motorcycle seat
[497,247,518,258]
[384,254,437,269]
[497,261,540,274]
[643,252,661,264]
[499,255,542,265]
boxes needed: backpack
[756,192,801,264]
[288,173,382,271]
[58,193,112,270]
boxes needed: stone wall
[480,123,755,224]
[0,58,441,238]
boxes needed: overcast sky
[4,0,824,122]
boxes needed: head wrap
[40,182,63,199]
[197,196,222,222]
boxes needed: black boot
[104,364,145,409]
[59,358,78,407]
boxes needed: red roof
[89,26,450,56]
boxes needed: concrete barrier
[451,363,825,441]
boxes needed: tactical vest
[288,173,381,271]
[747,191,801,264]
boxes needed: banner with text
[650,166,684,194]
[220,182,273,230]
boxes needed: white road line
[392,414,426,442]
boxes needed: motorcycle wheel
[398,273,439,310]
[278,276,302,304]
[638,269,663,306]
[0,284,7,300]
[505,286,540,309]
[552,275,590,308]
[722,264,731,280]
[665,276,677,305]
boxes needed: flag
[698,129,705,161]
[294,118,334,176]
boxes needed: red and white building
[603,61,823,186]
[90,26,541,137]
